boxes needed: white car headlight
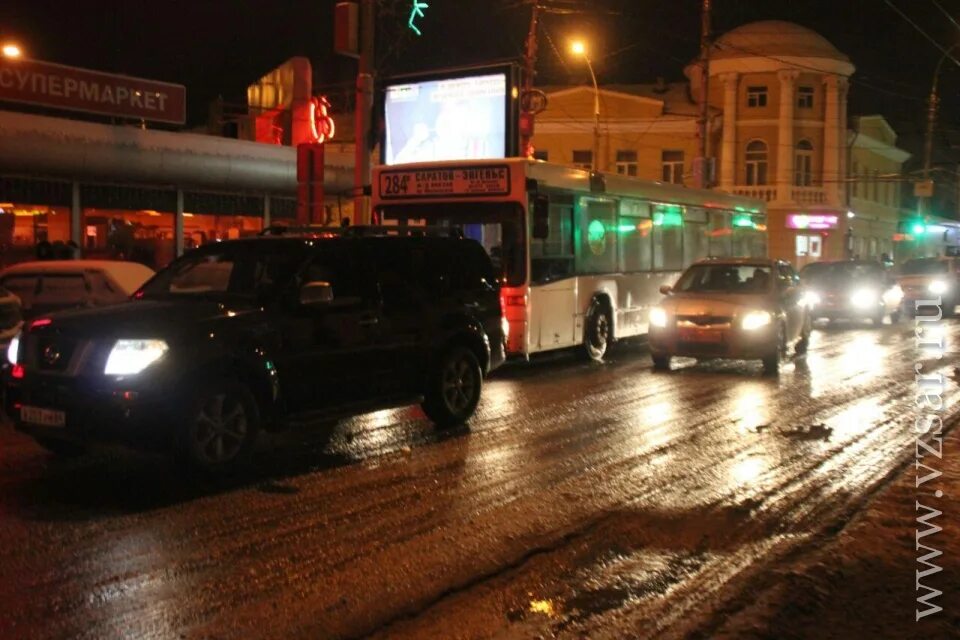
[104,339,168,375]
[850,288,878,309]
[6,334,19,365]
[649,307,668,328]
[801,291,821,307]
[928,280,949,295]
[741,310,772,331]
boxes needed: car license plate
[679,328,723,343]
[21,406,66,428]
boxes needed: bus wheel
[584,301,612,362]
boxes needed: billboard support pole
[354,0,375,225]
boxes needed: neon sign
[308,95,335,144]
[408,1,429,36]
[786,214,838,230]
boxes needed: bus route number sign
[378,166,511,199]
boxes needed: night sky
[2,0,959,138]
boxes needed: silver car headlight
[104,339,169,375]
[649,307,668,328]
[6,334,19,365]
[928,280,948,295]
[850,288,878,309]
[741,310,772,331]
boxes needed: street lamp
[2,43,23,59]
[570,39,600,172]
[922,43,959,214]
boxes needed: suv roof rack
[259,224,464,239]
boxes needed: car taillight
[11,364,24,379]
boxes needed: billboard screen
[383,71,509,165]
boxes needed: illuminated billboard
[383,65,519,165]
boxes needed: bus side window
[578,199,617,275]
[531,202,574,284]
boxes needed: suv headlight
[6,334,19,365]
[850,288,877,308]
[649,307,668,328]
[104,339,168,375]
[928,280,948,295]
[741,310,772,331]
[801,291,821,307]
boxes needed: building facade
[533,20,912,268]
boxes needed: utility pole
[694,0,712,189]
[354,0,375,225]
[520,1,540,158]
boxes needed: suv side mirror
[659,284,673,295]
[532,195,550,240]
[300,281,333,306]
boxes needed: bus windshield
[377,202,526,286]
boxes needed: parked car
[896,257,960,317]
[0,286,22,351]
[0,260,155,320]
[799,260,903,325]
[4,229,506,472]
[648,258,811,375]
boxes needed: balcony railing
[730,186,777,202]
[729,185,828,205]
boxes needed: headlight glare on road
[850,288,878,309]
[741,310,772,331]
[649,307,668,328]
[6,334,19,365]
[104,339,168,375]
[928,280,948,295]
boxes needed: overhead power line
[931,0,960,36]
[884,0,960,68]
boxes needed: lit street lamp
[570,40,600,172]
[921,43,959,215]
[2,43,23,59]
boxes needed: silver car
[648,258,811,375]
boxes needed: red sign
[0,58,186,124]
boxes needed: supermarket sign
[0,57,186,124]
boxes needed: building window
[797,86,814,109]
[616,150,638,176]
[661,150,684,184]
[747,86,768,108]
[572,150,593,170]
[745,140,768,185]
[533,150,549,161]
[794,139,814,186]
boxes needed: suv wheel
[795,315,812,356]
[652,354,671,371]
[178,380,259,473]
[584,301,612,362]
[422,347,483,428]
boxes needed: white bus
[372,158,767,360]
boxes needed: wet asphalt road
[0,319,957,640]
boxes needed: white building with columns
[533,20,910,267]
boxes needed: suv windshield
[139,241,307,300]
[901,258,949,275]
[377,203,525,286]
[675,264,773,294]
[801,262,885,286]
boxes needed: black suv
[4,228,505,472]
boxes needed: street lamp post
[922,43,959,216]
[571,41,600,172]
[2,43,23,59]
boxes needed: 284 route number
[382,174,410,196]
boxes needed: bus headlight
[741,310,772,331]
[928,280,949,295]
[649,307,668,328]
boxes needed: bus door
[528,195,577,351]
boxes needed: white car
[0,260,155,319]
